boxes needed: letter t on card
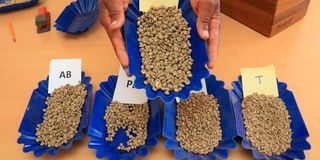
[241,65,279,97]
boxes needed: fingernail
[208,62,215,69]
[202,24,209,39]
[110,20,117,27]
[124,67,131,77]
[203,30,209,39]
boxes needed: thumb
[196,0,216,40]
[105,0,125,30]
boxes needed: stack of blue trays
[55,0,98,34]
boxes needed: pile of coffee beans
[104,102,149,152]
[36,83,87,148]
[137,6,193,95]
[242,93,292,156]
[176,93,222,154]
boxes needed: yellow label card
[139,0,178,12]
[241,65,279,97]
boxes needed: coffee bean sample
[242,93,292,156]
[137,6,193,95]
[176,92,222,154]
[36,83,87,148]
[104,102,149,152]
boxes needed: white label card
[112,67,148,104]
[176,79,207,102]
[48,59,81,94]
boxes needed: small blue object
[88,75,161,160]
[54,0,98,34]
[124,0,209,103]
[0,0,38,12]
[231,76,311,160]
[163,75,237,160]
[17,72,92,157]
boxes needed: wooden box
[221,0,310,37]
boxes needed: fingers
[107,28,130,74]
[196,0,216,40]
[190,0,199,14]
[100,0,130,74]
[193,0,220,68]
[99,0,112,29]
[103,0,125,30]
[207,4,220,69]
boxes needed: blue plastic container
[88,75,161,160]
[17,72,92,157]
[124,0,210,103]
[231,76,311,160]
[0,0,38,12]
[163,75,237,160]
[54,0,98,34]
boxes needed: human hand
[190,0,221,69]
[100,0,220,72]
[99,0,131,74]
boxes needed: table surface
[0,1,319,160]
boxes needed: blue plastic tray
[54,0,98,34]
[17,72,93,157]
[231,76,311,160]
[124,0,210,103]
[88,75,161,160]
[0,0,38,12]
[163,75,237,160]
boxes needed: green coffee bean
[137,6,193,95]
[176,93,222,154]
[36,83,87,148]
[104,102,149,152]
[242,93,292,156]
